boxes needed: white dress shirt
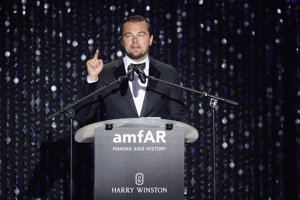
[123,55,149,116]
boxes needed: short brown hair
[121,15,152,35]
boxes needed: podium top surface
[75,117,198,143]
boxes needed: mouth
[130,45,141,50]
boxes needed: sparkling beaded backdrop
[1,0,299,199]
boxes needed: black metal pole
[210,99,218,200]
[66,108,75,200]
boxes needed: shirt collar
[123,55,149,75]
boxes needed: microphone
[135,67,147,84]
[127,64,135,82]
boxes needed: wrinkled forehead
[122,21,151,35]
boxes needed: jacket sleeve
[74,81,102,125]
[165,68,192,125]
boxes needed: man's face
[121,21,153,62]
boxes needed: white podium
[75,118,198,200]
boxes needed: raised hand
[86,49,103,81]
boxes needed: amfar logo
[113,130,167,143]
[135,173,144,185]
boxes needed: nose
[132,35,138,42]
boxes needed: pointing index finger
[93,49,99,59]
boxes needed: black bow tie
[128,63,146,71]
[127,63,146,82]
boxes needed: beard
[125,49,149,61]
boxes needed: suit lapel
[140,58,161,117]
[112,58,139,116]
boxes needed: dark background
[0,0,299,199]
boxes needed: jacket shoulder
[150,57,177,74]
[104,57,123,68]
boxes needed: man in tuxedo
[75,15,190,124]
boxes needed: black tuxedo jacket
[75,57,190,125]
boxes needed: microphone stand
[46,75,126,200]
[146,75,238,200]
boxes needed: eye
[123,33,133,38]
[138,33,146,37]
